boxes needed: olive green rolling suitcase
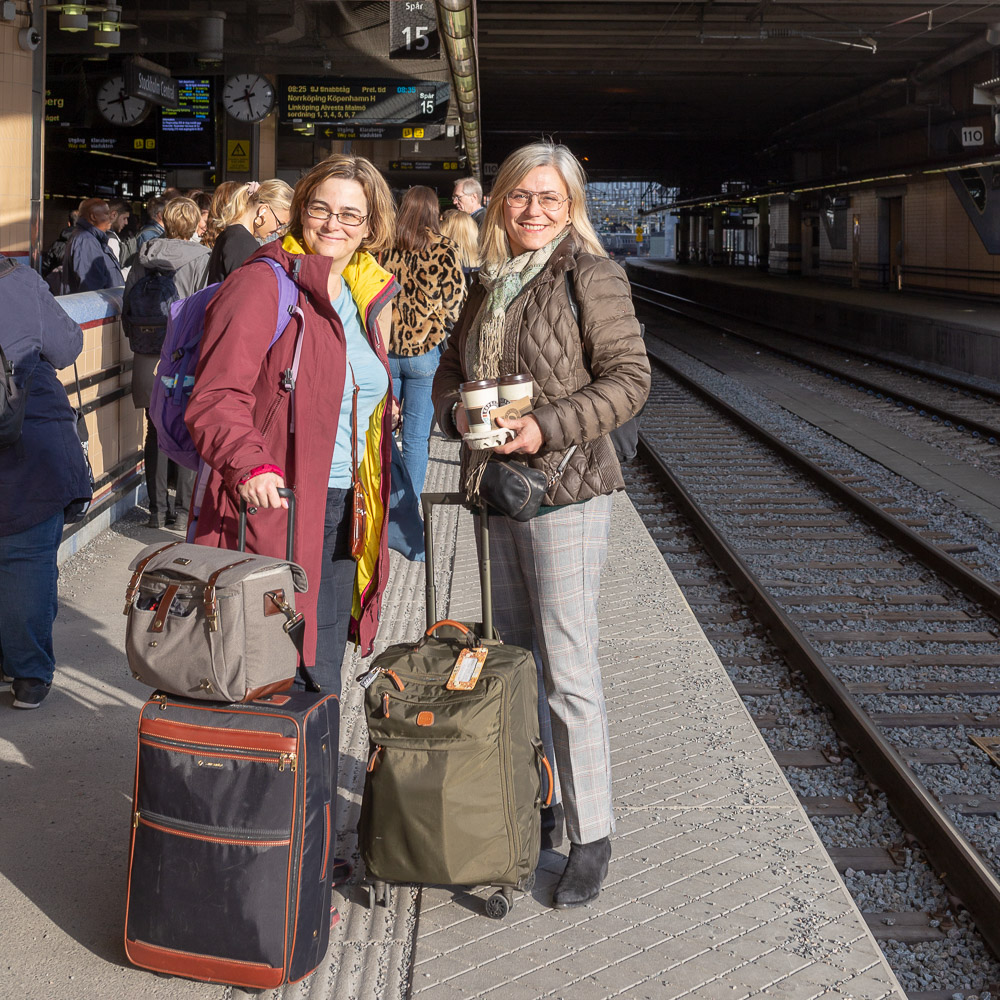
[358,494,552,919]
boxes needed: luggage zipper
[133,809,292,846]
[139,734,297,772]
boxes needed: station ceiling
[44,1,1000,193]
[475,1,1000,188]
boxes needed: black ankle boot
[540,803,564,851]
[552,837,611,908]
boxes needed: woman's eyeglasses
[505,190,570,211]
[267,204,289,235]
[305,204,368,228]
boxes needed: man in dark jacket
[0,258,92,709]
[60,197,124,294]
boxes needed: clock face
[223,74,275,123]
[96,76,151,126]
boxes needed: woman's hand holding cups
[493,413,543,455]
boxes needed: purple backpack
[150,257,303,470]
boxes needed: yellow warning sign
[227,139,250,173]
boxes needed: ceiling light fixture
[44,2,106,31]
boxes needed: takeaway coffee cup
[497,372,534,406]
[460,378,499,436]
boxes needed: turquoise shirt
[328,281,389,488]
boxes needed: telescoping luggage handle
[420,493,493,640]
[238,488,320,693]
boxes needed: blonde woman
[206,178,293,283]
[439,208,480,278]
[201,181,240,250]
[432,142,650,908]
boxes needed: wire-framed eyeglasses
[505,190,570,211]
[267,204,289,235]
[305,204,368,228]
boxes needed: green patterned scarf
[464,228,570,499]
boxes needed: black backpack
[122,268,178,355]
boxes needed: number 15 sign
[390,1,441,60]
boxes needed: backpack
[149,257,304,470]
[122,268,178,355]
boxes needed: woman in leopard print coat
[382,186,466,495]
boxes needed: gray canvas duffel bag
[123,494,310,703]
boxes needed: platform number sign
[962,126,985,147]
[389,1,440,59]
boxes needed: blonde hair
[202,180,240,248]
[288,154,395,254]
[217,179,293,230]
[479,141,606,271]
[439,209,480,270]
[162,197,202,240]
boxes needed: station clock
[96,75,151,126]
[222,74,275,123]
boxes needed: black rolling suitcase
[358,493,552,919]
[124,496,339,989]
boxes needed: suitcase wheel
[368,880,390,909]
[485,887,513,920]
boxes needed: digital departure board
[278,77,449,126]
[159,78,214,166]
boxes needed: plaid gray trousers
[486,493,614,845]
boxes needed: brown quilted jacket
[431,233,651,505]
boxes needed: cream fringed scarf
[464,228,570,501]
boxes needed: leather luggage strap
[123,542,183,614]
[203,558,255,631]
[149,584,180,633]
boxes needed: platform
[627,258,1000,384]
[0,433,905,1000]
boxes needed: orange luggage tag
[446,646,488,691]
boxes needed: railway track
[628,347,1000,996]
[631,280,1000,462]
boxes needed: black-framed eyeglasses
[305,203,368,228]
[505,190,570,211]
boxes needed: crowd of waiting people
[2,144,650,909]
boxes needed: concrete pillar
[767,197,802,275]
[676,210,690,263]
[757,199,769,271]
[711,206,724,265]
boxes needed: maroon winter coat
[185,240,398,664]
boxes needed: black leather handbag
[479,446,576,521]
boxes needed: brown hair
[162,197,201,241]
[393,185,441,252]
[288,153,395,254]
